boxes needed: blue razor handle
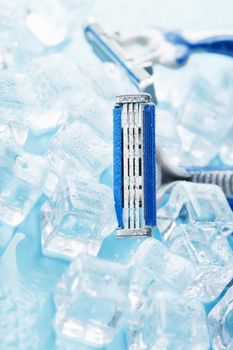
[165,31,233,66]
[113,94,156,237]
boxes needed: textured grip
[191,170,233,198]
[143,104,156,226]
[113,106,123,227]
[190,37,233,57]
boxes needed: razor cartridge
[113,93,156,237]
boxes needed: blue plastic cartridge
[113,94,156,237]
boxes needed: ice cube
[175,77,231,166]
[158,182,233,301]
[157,106,181,167]
[130,238,195,298]
[25,54,83,102]
[128,288,210,350]
[25,53,92,133]
[68,97,113,142]
[157,182,233,238]
[166,224,233,301]
[24,54,116,136]
[0,137,49,227]
[41,176,116,259]
[177,78,229,140]
[220,125,233,165]
[0,54,100,138]
[54,253,130,346]
[0,70,41,143]
[0,1,44,67]
[157,71,232,167]
[208,285,233,350]
[0,0,94,68]
[47,119,112,183]
[26,0,95,47]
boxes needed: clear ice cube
[157,71,233,167]
[0,137,49,254]
[130,238,195,298]
[208,285,233,350]
[158,182,233,238]
[165,224,233,301]
[41,177,116,259]
[0,137,48,227]
[158,182,233,301]
[47,119,112,183]
[25,53,90,133]
[54,253,130,346]
[128,289,210,350]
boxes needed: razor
[85,22,233,70]
[84,22,157,103]
[112,92,233,239]
[113,93,156,237]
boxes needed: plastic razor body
[113,94,156,237]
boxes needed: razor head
[84,22,157,103]
[113,93,156,237]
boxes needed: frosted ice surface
[41,177,116,259]
[47,119,112,183]
[0,71,40,143]
[68,97,113,142]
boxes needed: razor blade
[113,93,156,237]
[84,22,157,103]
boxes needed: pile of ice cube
[0,1,233,350]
